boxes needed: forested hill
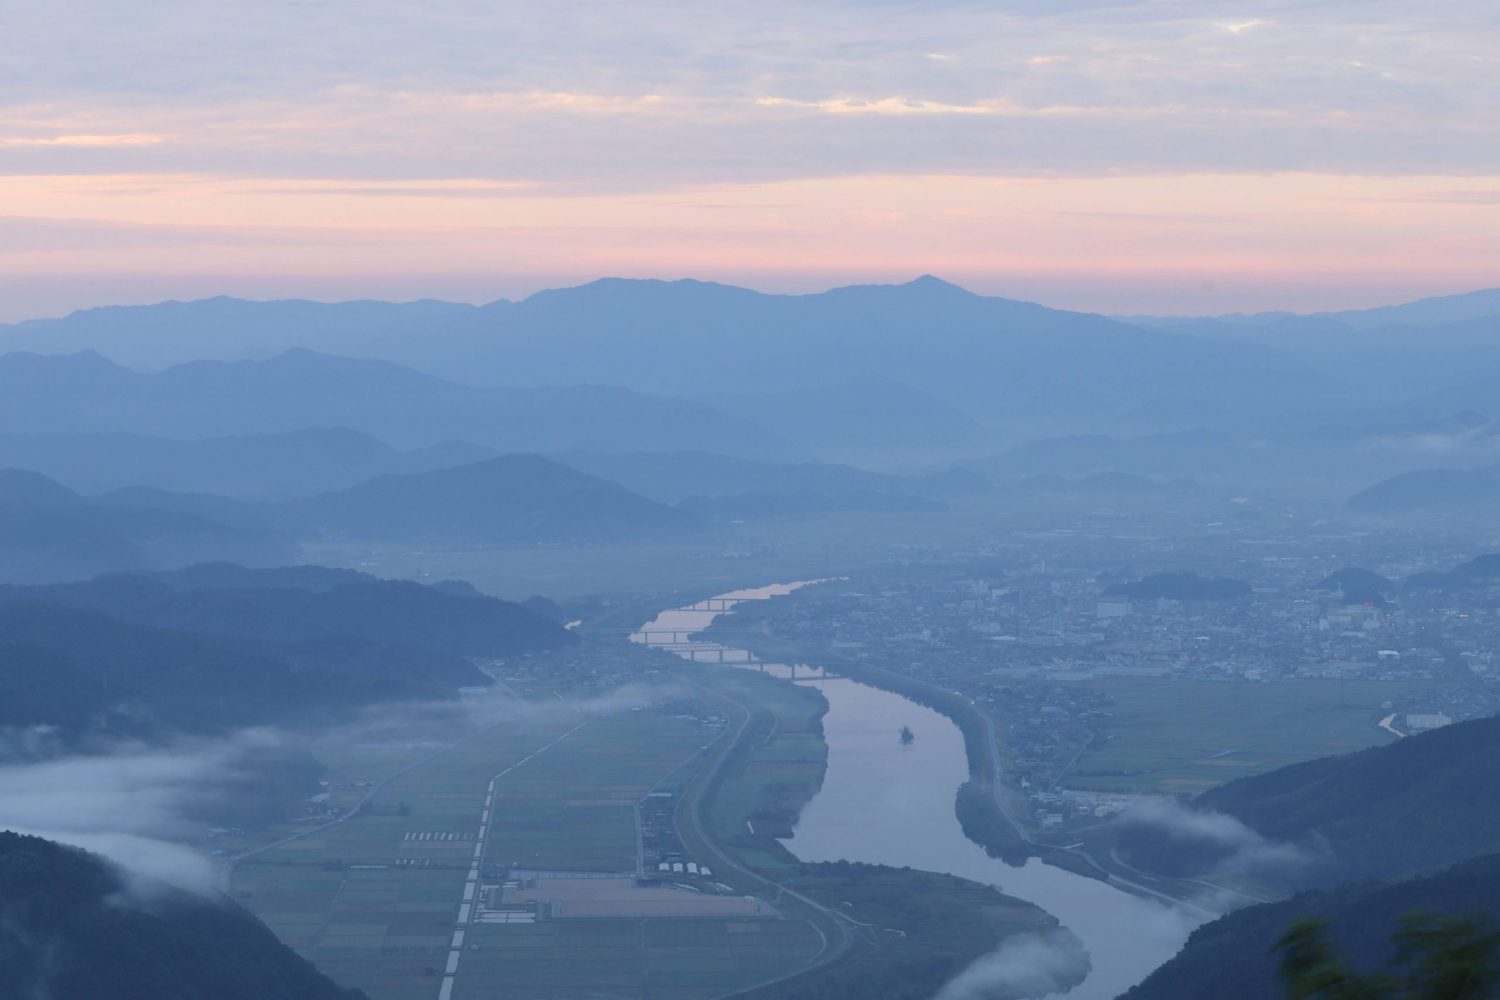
[0,602,493,741]
[0,562,572,658]
[1116,714,1500,885]
[1195,714,1500,880]
[0,832,364,1000]
[1120,852,1500,1000]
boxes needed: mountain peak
[905,274,962,290]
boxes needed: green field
[696,667,829,875]
[1060,677,1449,794]
[232,684,825,1000]
[455,918,818,1000]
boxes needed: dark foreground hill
[0,832,362,1000]
[288,455,695,544]
[1115,714,1500,886]
[1121,852,1500,1000]
[0,602,492,741]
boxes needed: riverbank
[701,617,1251,913]
[639,584,1204,1000]
[639,605,1091,1000]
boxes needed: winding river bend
[633,583,1199,1000]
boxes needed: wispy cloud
[0,134,166,148]
[0,0,1498,314]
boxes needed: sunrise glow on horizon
[4,1,1499,321]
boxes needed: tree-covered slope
[1121,853,1500,1000]
[0,604,485,740]
[1116,715,1500,885]
[0,832,363,1000]
[0,563,571,658]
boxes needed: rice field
[232,688,823,1000]
[1061,677,1442,794]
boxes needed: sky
[2,0,1498,320]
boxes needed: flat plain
[232,681,824,1000]
[1060,677,1442,793]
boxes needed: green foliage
[1123,853,1500,1000]
[954,780,1031,865]
[755,862,1068,1000]
[1277,914,1500,1000]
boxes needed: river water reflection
[633,583,1199,999]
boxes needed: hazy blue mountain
[987,431,1238,479]
[0,563,570,660]
[93,486,291,535]
[0,470,298,585]
[0,277,1332,423]
[0,832,365,1000]
[0,428,403,499]
[676,488,946,521]
[0,294,485,370]
[1410,359,1500,416]
[287,455,695,544]
[1121,851,1500,1000]
[0,429,513,500]
[0,349,797,460]
[552,450,910,503]
[1348,465,1500,514]
[1124,287,1500,337]
[1324,288,1500,330]
[1120,292,1500,413]
[553,449,990,506]
[0,467,80,506]
[1402,554,1500,594]
[1018,471,1200,494]
[702,378,985,455]
[984,411,1500,498]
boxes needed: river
[633,583,1200,1000]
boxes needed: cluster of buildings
[711,513,1500,820]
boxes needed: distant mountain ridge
[1348,465,1500,514]
[286,454,695,544]
[553,450,984,503]
[0,469,297,584]
[0,428,421,500]
[0,349,797,460]
[0,277,1332,422]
